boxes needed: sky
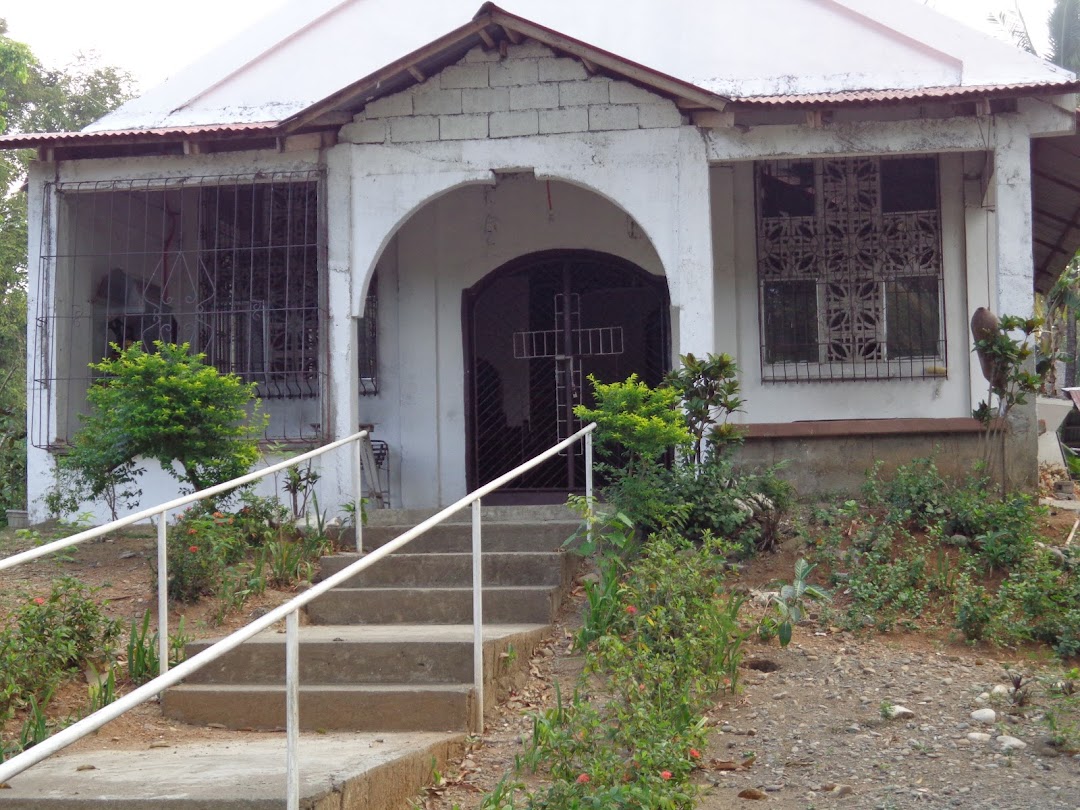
[0,0,1064,92]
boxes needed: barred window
[755,155,945,382]
[34,171,325,448]
[357,272,378,395]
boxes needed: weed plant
[164,491,332,609]
[483,519,745,809]
[808,458,1080,658]
[0,577,120,723]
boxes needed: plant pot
[6,509,29,529]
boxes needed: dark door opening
[464,250,670,500]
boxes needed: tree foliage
[1048,0,1080,71]
[0,19,133,512]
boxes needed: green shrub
[953,570,994,641]
[574,373,689,475]
[668,459,792,554]
[54,342,266,519]
[0,577,120,720]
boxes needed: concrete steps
[306,585,560,624]
[161,507,578,734]
[355,520,579,553]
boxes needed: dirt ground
[0,525,299,751]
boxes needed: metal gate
[464,250,669,497]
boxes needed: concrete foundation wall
[737,429,990,496]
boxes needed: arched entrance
[464,250,670,498]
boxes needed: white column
[991,117,1038,490]
[992,119,1034,320]
[323,145,358,509]
[673,127,716,359]
[25,163,57,523]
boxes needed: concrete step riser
[183,640,475,685]
[349,521,579,553]
[319,552,570,588]
[305,587,559,625]
[163,686,472,732]
[366,505,577,526]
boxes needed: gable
[339,43,684,145]
[86,0,1074,135]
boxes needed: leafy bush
[667,459,793,554]
[0,577,120,720]
[663,352,744,464]
[573,373,689,476]
[53,341,265,519]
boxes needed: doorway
[464,250,670,498]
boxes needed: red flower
[212,512,224,519]
[576,774,590,784]
[625,605,638,616]
[188,528,197,535]
[660,771,672,780]
[32,597,45,605]
[689,749,701,760]
[188,545,199,553]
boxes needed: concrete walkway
[0,731,464,809]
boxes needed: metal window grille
[357,272,378,396]
[755,155,946,382]
[32,170,326,448]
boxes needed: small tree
[56,342,264,515]
[971,314,1044,496]
[663,352,745,466]
[573,373,690,478]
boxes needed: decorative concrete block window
[755,155,945,382]
[34,170,325,447]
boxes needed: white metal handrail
[0,431,369,680]
[0,423,597,810]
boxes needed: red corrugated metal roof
[730,80,1080,108]
[0,121,281,149]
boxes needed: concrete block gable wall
[340,41,687,145]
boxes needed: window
[34,171,325,448]
[357,272,378,395]
[755,156,945,382]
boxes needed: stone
[737,788,767,800]
[990,684,1010,697]
[970,708,996,724]
[967,732,992,743]
[996,735,1027,752]
[886,705,916,720]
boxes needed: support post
[353,437,363,553]
[471,498,484,733]
[585,430,594,548]
[286,610,300,810]
[157,509,169,675]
